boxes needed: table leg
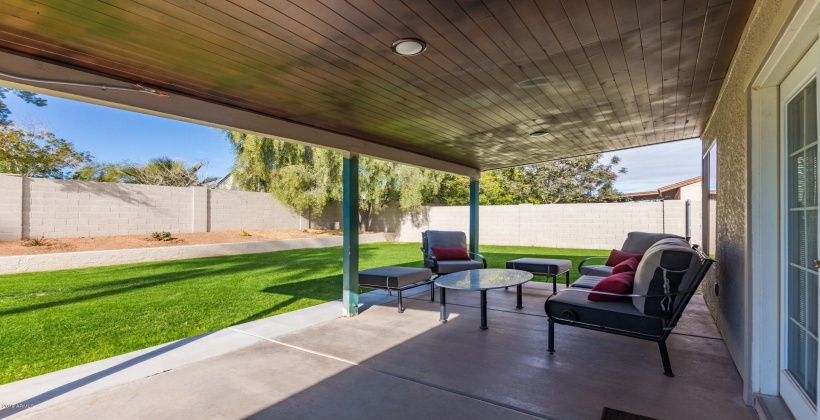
[565,271,570,288]
[439,287,447,323]
[480,290,488,330]
[397,289,404,313]
[551,274,557,294]
[516,284,523,309]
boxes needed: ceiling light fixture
[392,38,427,56]
[529,131,549,137]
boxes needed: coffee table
[435,268,533,330]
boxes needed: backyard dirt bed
[0,230,343,256]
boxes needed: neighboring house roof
[213,172,241,191]
[657,176,702,193]
[622,176,704,201]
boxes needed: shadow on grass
[230,275,344,326]
[0,246,382,318]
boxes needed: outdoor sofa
[545,236,714,377]
[577,231,685,277]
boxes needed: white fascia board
[0,49,480,179]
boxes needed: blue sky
[4,92,702,193]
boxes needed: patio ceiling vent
[392,38,427,56]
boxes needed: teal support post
[469,177,479,255]
[342,154,359,317]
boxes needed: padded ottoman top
[359,266,432,289]
[506,258,572,275]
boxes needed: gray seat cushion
[621,232,684,254]
[436,260,485,274]
[546,289,664,337]
[506,258,571,275]
[569,275,603,289]
[579,265,613,277]
[359,266,432,289]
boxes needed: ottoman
[506,258,572,294]
[358,266,434,313]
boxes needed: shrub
[151,232,173,241]
[24,235,50,247]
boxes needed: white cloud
[603,139,703,193]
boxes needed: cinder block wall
[0,174,705,247]
[0,175,23,241]
[0,174,307,240]
[209,190,307,232]
[389,201,704,250]
[24,178,194,238]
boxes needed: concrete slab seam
[228,328,550,419]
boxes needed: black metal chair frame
[577,256,609,274]
[546,248,714,377]
[359,279,435,313]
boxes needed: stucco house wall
[678,183,702,201]
[700,0,800,394]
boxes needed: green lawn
[0,242,607,385]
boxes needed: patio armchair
[421,230,486,279]
[578,231,685,277]
[546,238,713,377]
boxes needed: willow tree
[225,131,442,231]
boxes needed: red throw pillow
[588,271,636,302]
[431,247,470,261]
[612,257,640,274]
[605,249,643,267]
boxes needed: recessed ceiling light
[392,38,427,56]
[529,131,549,137]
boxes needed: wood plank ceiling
[0,0,754,170]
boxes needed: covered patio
[0,0,761,418]
[0,283,752,419]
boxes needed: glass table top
[435,269,533,291]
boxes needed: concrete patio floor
[0,282,754,419]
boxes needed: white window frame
[750,1,820,417]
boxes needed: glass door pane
[786,79,819,402]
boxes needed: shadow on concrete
[235,290,753,420]
[0,332,212,418]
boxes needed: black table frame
[436,272,531,330]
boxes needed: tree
[519,154,626,203]
[118,157,219,187]
[358,157,442,230]
[430,154,626,205]
[226,132,342,217]
[225,132,442,231]
[0,88,47,125]
[72,162,129,182]
[0,124,91,178]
